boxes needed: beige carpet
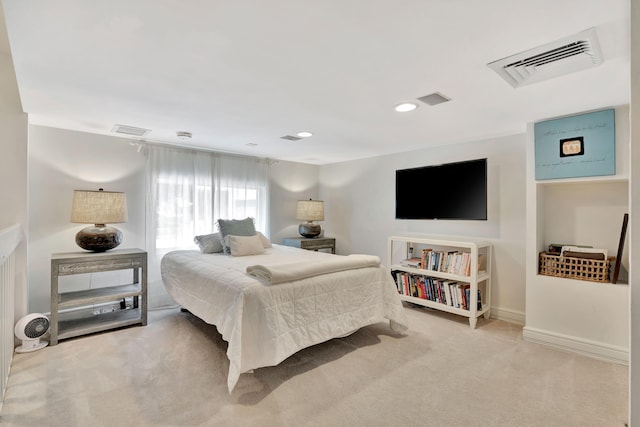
[0,305,629,426]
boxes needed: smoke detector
[488,27,603,88]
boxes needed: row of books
[392,271,482,310]
[420,249,473,277]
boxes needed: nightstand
[50,248,147,345]
[282,237,336,254]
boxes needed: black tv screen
[395,158,487,220]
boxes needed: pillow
[224,234,265,257]
[217,218,257,253]
[256,231,272,248]
[194,233,224,253]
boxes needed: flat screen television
[395,158,487,220]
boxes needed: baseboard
[489,306,525,326]
[522,326,629,365]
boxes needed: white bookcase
[388,236,492,329]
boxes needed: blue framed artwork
[534,109,615,180]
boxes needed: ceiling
[1,0,630,165]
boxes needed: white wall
[0,6,28,321]
[26,126,318,314]
[27,126,147,314]
[269,160,320,244]
[319,134,527,323]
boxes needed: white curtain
[145,144,270,308]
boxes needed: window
[144,145,270,307]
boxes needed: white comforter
[161,245,408,392]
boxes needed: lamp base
[298,222,321,238]
[76,225,122,252]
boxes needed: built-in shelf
[525,105,630,362]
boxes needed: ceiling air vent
[488,28,603,88]
[280,135,302,141]
[417,92,451,106]
[111,124,151,137]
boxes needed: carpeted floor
[0,305,629,426]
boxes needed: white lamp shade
[296,199,324,221]
[71,189,128,225]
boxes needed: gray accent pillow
[194,233,224,253]
[217,217,257,253]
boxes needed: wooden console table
[50,248,147,345]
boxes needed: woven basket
[539,252,611,283]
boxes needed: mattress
[161,244,408,392]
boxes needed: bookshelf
[388,236,491,329]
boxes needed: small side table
[50,248,147,345]
[282,237,336,254]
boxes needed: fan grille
[487,28,602,88]
[24,317,50,338]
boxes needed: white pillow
[225,234,265,257]
[256,231,272,248]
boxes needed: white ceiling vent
[488,28,603,88]
[417,92,451,106]
[280,135,302,141]
[111,124,151,137]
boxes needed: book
[421,249,432,271]
[560,245,607,259]
[442,280,453,306]
[449,282,459,308]
[549,243,592,253]
[465,288,483,310]
[563,251,605,260]
[458,283,470,310]
[400,257,422,268]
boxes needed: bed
[161,244,408,392]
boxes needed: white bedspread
[161,245,408,392]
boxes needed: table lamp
[296,199,324,238]
[71,188,128,252]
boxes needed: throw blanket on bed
[246,254,381,284]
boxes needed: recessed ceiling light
[246,142,258,147]
[296,131,313,138]
[176,131,192,140]
[394,103,418,112]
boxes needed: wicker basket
[538,252,611,283]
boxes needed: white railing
[0,224,23,413]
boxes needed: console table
[282,237,336,254]
[50,248,147,345]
